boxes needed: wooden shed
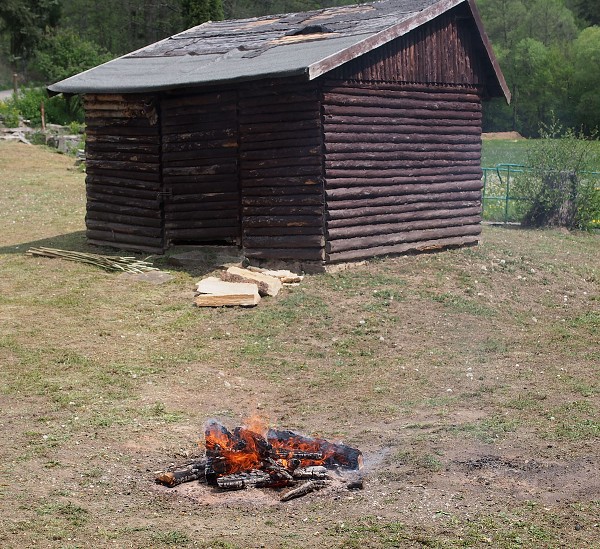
[49,0,509,264]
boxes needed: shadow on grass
[0,231,244,278]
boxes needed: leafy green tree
[180,0,224,27]
[0,0,61,64]
[572,26,600,130]
[32,29,113,83]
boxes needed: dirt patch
[482,131,525,140]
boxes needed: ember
[156,418,363,501]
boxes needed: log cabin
[49,0,510,265]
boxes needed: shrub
[513,121,600,230]
[4,88,84,126]
[0,100,20,127]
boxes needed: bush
[513,121,600,230]
[0,100,20,127]
[3,87,84,126]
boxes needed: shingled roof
[48,0,509,100]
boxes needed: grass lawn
[0,141,599,548]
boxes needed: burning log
[155,459,207,487]
[156,418,362,501]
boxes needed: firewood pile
[194,266,304,307]
[155,419,363,502]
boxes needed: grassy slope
[0,141,599,548]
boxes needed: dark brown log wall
[321,82,483,262]
[84,94,164,253]
[327,6,483,85]
[239,82,326,261]
[161,90,240,244]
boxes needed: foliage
[31,29,113,83]
[572,26,600,131]
[180,0,224,27]
[0,99,20,127]
[3,87,83,126]
[512,122,600,229]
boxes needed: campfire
[156,417,363,501]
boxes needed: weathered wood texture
[161,90,240,244]
[321,81,483,262]
[239,82,325,261]
[84,94,164,253]
[327,6,483,86]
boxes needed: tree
[0,0,61,65]
[180,0,224,27]
[572,26,600,130]
[32,28,113,83]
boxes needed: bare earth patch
[0,141,599,548]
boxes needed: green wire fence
[481,164,600,224]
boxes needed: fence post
[504,165,511,224]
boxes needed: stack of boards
[195,266,303,307]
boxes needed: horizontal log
[243,215,323,228]
[86,183,160,200]
[244,247,325,261]
[239,128,321,144]
[87,237,164,255]
[243,235,325,249]
[238,110,320,125]
[83,99,146,110]
[162,174,238,186]
[240,145,321,161]
[87,228,162,246]
[162,164,237,177]
[325,166,482,182]
[87,142,160,155]
[85,134,160,145]
[323,115,479,128]
[86,219,163,238]
[85,93,149,103]
[325,142,480,156]
[161,91,237,109]
[242,194,323,207]
[165,216,238,229]
[86,191,160,209]
[164,208,238,222]
[326,223,482,253]
[85,108,147,119]
[327,207,482,231]
[242,165,321,178]
[167,182,239,195]
[166,226,238,240]
[243,205,323,216]
[321,86,481,103]
[162,111,236,128]
[323,104,482,120]
[161,120,236,136]
[324,132,481,145]
[328,193,481,216]
[325,172,481,189]
[162,139,237,154]
[241,176,321,189]
[328,202,481,225]
[326,180,482,201]
[240,136,322,153]
[165,190,238,204]
[85,159,159,173]
[162,102,236,118]
[242,184,323,196]
[244,226,324,236]
[322,93,480,112]
[325,159,478,170]
[238,91,319,108]
[86,174,161,191]
[87,200,162,219]
[164,157,238,169]
[86,210,163,228]
[326,234,480,262]
[241,156,322,170]
[162,128,236,143]
[85,117,155,129]
[239,101,320,117]
[325,151,481,163]
[86,150,158,163]
[239,119,320,135]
